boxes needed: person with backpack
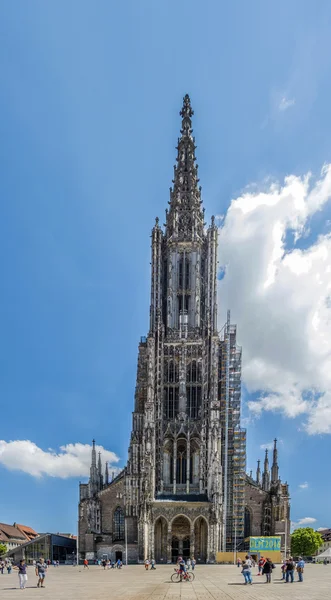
[241,559,253,585]
[296,557,305,582]
[262,557,274,583]
[285,557,295,583]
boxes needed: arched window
[176,442,187,484]
[113,507,125,541]
[169,361,174,383]
[244,507,251,538]
[178,256,190,289]
[192,361,197,383]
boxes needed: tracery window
[164,387,179,419]
[178,256,190,289]
[113,507,125,541]
[186,360,202,418]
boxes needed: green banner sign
[249,536,281,552]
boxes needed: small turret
[256,459,261,486]
[262,449,270,491]
[271,438,279,484]
[105,462,109,486]
[98,451,103,489]
[89,439,99,497]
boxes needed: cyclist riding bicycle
[178,558,186,577]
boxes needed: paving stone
[0,564,329,599]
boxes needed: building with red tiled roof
[0,522,38,551]
[15,523,38,542]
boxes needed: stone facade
[78,95,290,563]
[244,442,291,555]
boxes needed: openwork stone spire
[262,449,270,491]
[271,438,279,483]
[166,94,204,240]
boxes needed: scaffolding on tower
[219,311,246,552]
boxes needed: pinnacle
[180,94,194,119]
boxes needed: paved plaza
[0,564,330,600]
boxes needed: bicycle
[171,568,194,582]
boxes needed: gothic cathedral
[78,96,291,563]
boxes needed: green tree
[0,543,7,557]
[291,527,323,556]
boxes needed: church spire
[271,438,279,484]
[98,451,103,489]
[89,439,98,496]
[256,459,261,485]
[262,449,270,491]
[91,439,96,467]
[166,94,204,240]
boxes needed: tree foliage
[0,543,7,557]
[291,527,323,556]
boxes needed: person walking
[257,556,265,576]
[296,557,305,582]
[0,561,4,575]
[281,560,286,580]
[262,558,273,583]
[14,559,28,589]
[285,558,295,583]
[144,559,149,570]
[191,557,196,571]
[6,562,12,574]
[83,558,89,569]
[35,557,47,588]
[150,558,156,570]
[241,560,253,585]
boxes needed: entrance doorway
[171,537,179,563]
[171,515,191,562]
[194,517,208,563]
[183,537,190,560]
[115,551,122,562]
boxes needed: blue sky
[1,1,331,533]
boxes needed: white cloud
[218,164,331,434]
[292,517,317,531]
[279,96,296,111]
[0,440,119,479]
[299,482,309,489]
[260,442,273,451]
[260,439,283,451]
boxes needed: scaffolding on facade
[219,311,246,552]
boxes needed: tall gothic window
[113,507,125,541]
[178,257,190,289]
[176,443,187,484]
[186,386,202,419]
[186,360,202,418]
[164,387,179,419]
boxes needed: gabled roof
[15,524,38,540]
[0,523,26,541]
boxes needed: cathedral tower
[78,96,289,564]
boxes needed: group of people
[280,557,305,582]
[83,557,123,569]
[0,559,13,574]
[237,554,305,585]
[1,557,48,590]
[144,558,156,570]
